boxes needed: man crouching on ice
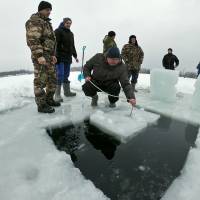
[82,47,136,108]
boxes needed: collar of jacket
[37,12,51,22]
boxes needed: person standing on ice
[121,35,144,92]
[25,1,60,113]
[196,62,200,77]
[82,47,136,108]
[54,17,79,102]
[162,48,179,70]
[103,31,117,54]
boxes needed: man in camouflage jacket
[121,35,144,92]
[25,1,60,113]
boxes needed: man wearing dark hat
[25,1,60,113]
[162,48,179,70]
[103,31,117,54]
[121,35,144,92]
[82,47,136,108]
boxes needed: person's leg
[55,63,64,102]
[46,59,60,107]
[63,63,76,96]
[131,70,139,92]
[32,59,55,113]
[82,80,100,106]
[104,81,121,106]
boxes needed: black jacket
[55,23,77,64]
[162,53,179,70]
[83,53,135,99]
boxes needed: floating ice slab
[89,108,160,143]
[150,69,178,102]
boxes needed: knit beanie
[38,1,52,11]
[108,31,116,37]
[107,47,120,58]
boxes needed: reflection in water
[85,125,120,160]
[47,118,199,200]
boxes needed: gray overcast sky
[0,0,199,72]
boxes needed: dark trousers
[56,62,71,85]
[82,80,121,103]
[128,70,139,84]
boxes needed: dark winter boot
[46,93,61,107]
[131,83,138,92]
[38,104,55,113]
[54,85,63,103]
[109,103,116,108]
[63,82,76,97]
[91,94,98,107]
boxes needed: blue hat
[107,47,120,58]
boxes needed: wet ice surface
[48,117,199,200]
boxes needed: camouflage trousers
[32,57,56,107]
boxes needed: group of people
[25,1,183,114]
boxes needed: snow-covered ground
[0,71,200,200]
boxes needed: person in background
[54,17,79,102]
[121,35,144,92]
[162,48,179,70]
[25,1,60,113]
[103,31,117,54]
[196,62,200,78]
[82,47,136,108]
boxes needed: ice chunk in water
[89,109,160,143]
[150,69,178,102]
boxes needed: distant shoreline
[0,67,197,79]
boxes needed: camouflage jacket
[121,44,144,71]
[25,13,56,60]
[103,35,117,54]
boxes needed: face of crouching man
[106,47,121,66]
[107,58,121,66]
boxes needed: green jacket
[83,53,135,99]
[25,13,56,60]
[103,35,117,54]
[121,44,144,71]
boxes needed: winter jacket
[55,23,77,64]
[162,53,179,70]
[196,63,200,69]
[83,53,135,99]
[103,35,117,54]
[25,13,56,60]
[121,44,144,71]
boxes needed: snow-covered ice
[191,76,200,111]
[0,71,200,200]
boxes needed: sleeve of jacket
[55,29,61,49]
[72,33,77,59]
[174,56,179,66]
[83,54,98,78]
[119,68,135,100]
[162,55,166,67]
[139,47,144,64]
[25,20,44,59]
[121,45,129,64]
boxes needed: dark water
[47,117,199,200]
